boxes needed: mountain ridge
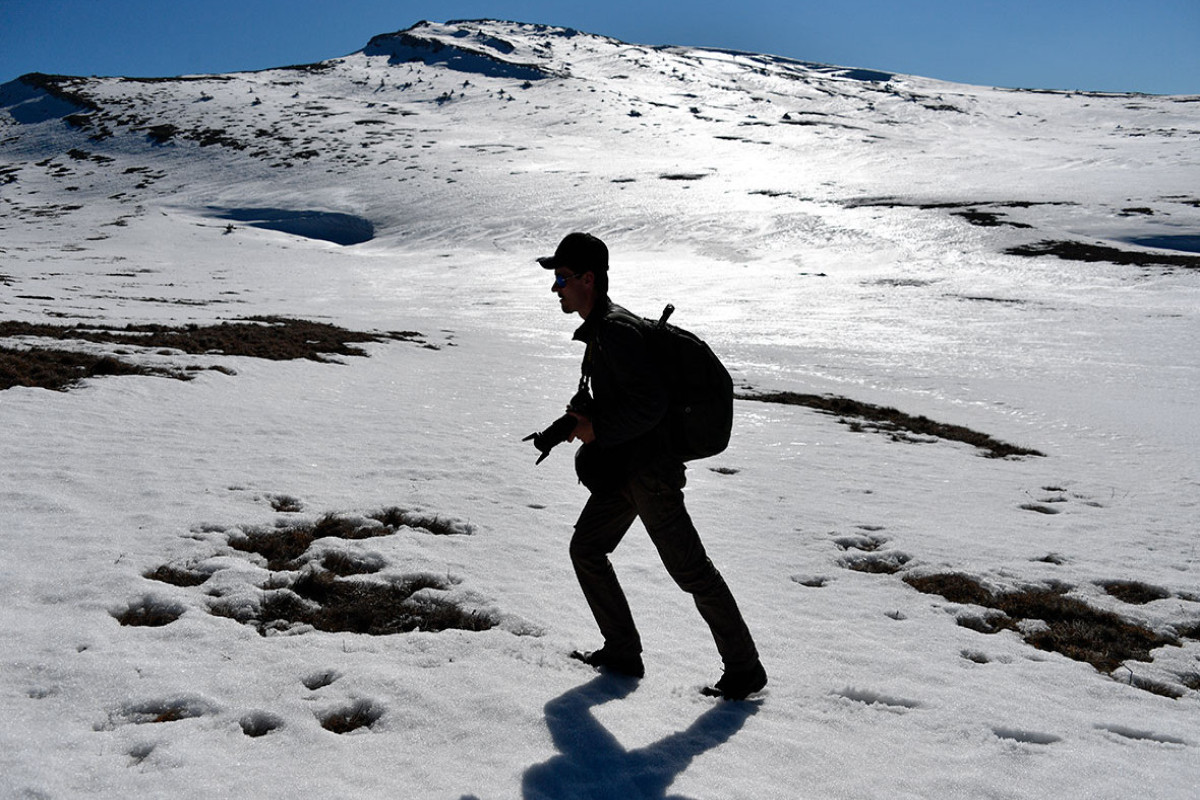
[2,18,1197,260]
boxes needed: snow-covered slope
[5,19,1198,255]
[2,19,1198,799]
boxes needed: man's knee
[666,558,726,596]
[569,531,610,569]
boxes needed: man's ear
[581,270,596,290]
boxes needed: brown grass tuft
[904,572,1178,674]
[740,391,1044,458]
[202,507,494,637]
[251,570,493,636]
[320,550,384,576]
[369,506,471,535]
[113,595,186,627]
[843,552,910,574]
[1098,579,1171,605]
[1,316,425,392]
[903,572,995,606]
[1005,240,1200,270]
[0,345,188,391]
[144,563,210,587]
[230,525,316,571]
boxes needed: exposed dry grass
[309,512,390,540]
[903,572,1179,675]
[0,316,427,392]
[267,494,304,513]
[740,391,1044,458]
[369,506,471,536]
[1000,589,1170,673]
[0,316,404,359]
[292,571,449,633]
[144,563,210,587]
[842,552,911,574]
[225,506,472,573]
[207,508,494,636]
[1006,240,1200,270]
[1099,579,1171,605]
[229,525,316,571]
[1174,620,1200,640]
[238,570,494,637]
[0,345,189,390]
[320,550,384,576]
[902,572,994,606]
[113,595,186,627]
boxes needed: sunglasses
[553,272,583,289]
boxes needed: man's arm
[568,412,595,444]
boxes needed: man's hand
[568,412,596,444]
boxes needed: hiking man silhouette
[534,232,767,700]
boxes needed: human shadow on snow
[520,674,758,800]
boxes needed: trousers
[569,463,759,670]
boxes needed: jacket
[572,299,672,490]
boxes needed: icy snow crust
[2,18,1199,799]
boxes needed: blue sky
[2,0,1197,95]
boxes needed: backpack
[643,304,734,461]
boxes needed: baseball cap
[537,232,608,273]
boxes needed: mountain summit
[362,20,564,80]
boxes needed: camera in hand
[524,389,592,464]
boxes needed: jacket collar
[572,296,611,343]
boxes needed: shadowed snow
[207,207,375,245]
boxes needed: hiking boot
[703,660,767,700]
[570,647,645,678]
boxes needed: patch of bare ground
[267,493,304,513]
[842,199,1069,229]
[0,316,429,391]
[227,508,473,571]
[1099,579,1172,605]
[0,315,425,360]
[0,345,193,390]
[112,594,186,627]
[262,570,492,637]
[213,565,496,637]
[152,507,494,637]
[903,572,1192,695]
[1006,240,1200,270]
[740,391,1043,458]
[841,551,911,574]
[144,562,211,587]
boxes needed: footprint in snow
[96,695,218,730]
[993,727,1062,745]
[302,669,341,691]
[834,687,922,711]
[317,698,384,734]
[240,710,285,738]
[1097,724,1189,746]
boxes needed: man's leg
[570,489,642,657]
[631,467,760,672]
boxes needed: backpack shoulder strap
[578,344,592,394]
